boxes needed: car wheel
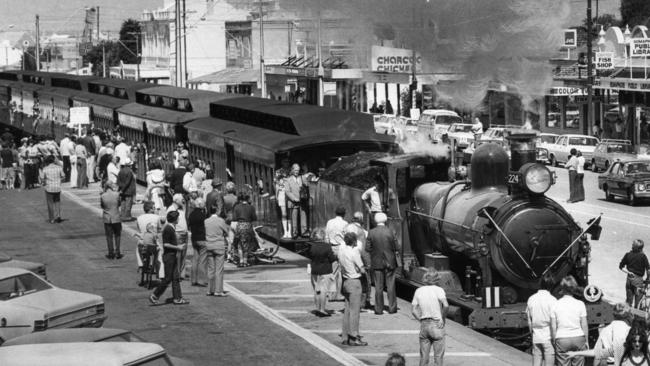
[550,155,557,167]
[604,186,614,201]
[629,190,637,206]
[591,160,598,172]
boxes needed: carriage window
[409,165,426,178]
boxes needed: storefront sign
[323,82,337,96]
[595,78,650,92]
[595,52,614,70]
[264,65,331,78]
[69,107,90,125]
[563,29,577,48]
[549,87,586,96]
[631,38,650,57]
[371,45,421,73]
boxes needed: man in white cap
[411,269,448,366]
[117,157,136,221]
[366,212,400,315]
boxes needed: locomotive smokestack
[506,130,538,171]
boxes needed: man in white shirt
[326,206,348,301]
[345,211,372,310]
[526,274,558,366]
[59,134,72,182]
[338,232,368,347]
[411,269,448,366]
[114,138,131,167]
[361,177,383,228]
[106,155,120,185]
[471,117,484,141]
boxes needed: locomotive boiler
[406,131,610,331]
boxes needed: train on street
[0,70,612,346]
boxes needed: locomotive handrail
[405,210,478,233]
[541,213,603,278]
[479,207,538,278]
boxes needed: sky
[0,0,162,34]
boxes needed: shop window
[546,96,561,128]
[565,97,580,129]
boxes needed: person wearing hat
[117,157,136,221]
[100,182,123,259]
[411,269,448,366]
[205,178,224,218]
[366,212,400,315]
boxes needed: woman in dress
[232,194,257,267]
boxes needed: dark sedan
[597,160,650,205]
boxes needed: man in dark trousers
[117,158,136,221]
[79,128,96,183]
[620,239,650,308]
[100,182,123,259]
[366,212,400,315]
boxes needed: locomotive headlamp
[520,163,553,194]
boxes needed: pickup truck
[545,134,599,168]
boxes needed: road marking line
[224,283,366,366]
[227,279,310,283]
[314,329,419,334]
[250,294,314,298]
[276,309,312,314]
[348,352,492,357]
[567,208,650,229]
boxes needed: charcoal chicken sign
[371,45,422,73]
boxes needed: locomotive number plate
[507,173,520,184]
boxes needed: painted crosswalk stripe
[313,329,419,334]
[250,294,314,298]
[348,352,492,357]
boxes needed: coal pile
[320,151,390,189]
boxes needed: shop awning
[187,68,259,85]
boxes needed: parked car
[417,109,462,141]
[0,268,106,344]
[0,342,194,366]
[545,134,599,167]
[590,139,635,172]
[446,123,475,148]
[597,159,650,205]
[0,253,46,279]
[2,328,143,346]
[536,133,559,165]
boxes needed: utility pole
[128,32,142,81]
[102,40,106,77]
[35,14,40,71]
[259,0,266,98]
[586,0,593,136]
[96,6,100,43]
[317,13,323,106]
[175,0,180,86]
[182,0,188,87]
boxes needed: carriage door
[225,143,235,181]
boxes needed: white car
[417,109,462,141]
[0,268,106,344]
[0,342,193,366]
[446,123,475,148]
[545,134,599,167]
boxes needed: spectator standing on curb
[100,182,123,260]
[308,228,336,317]
[188,197,208,287]
[345,211,373,310]
[167,194,189,279]
[205,178,224,218]
[565,149,578,203]
[59,134,72,182]
[79,129,96,183]
[575,151,585,202]
[411,269,448,366]
[325,206,348,301]
[75,139,88,188]
[366,212,400,315]
[117,158,136,221]
[620,239,650,308]
[566,302,632,366]
[204,204,233,297]
[232,194,257,267]
[40,155,64,224]
[150,210,189,305]
[136,201,164,281]
[551,275,589,366]
[526,273,558,366]
[339,231,368,346]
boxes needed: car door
[552,136,565,163]
[594,144,604,168]
[609,163,625,196]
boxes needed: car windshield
[0,253,11,263]
[436,115,462,126]
[569,137,598,146]
[607,144,634,153]
[540,135,557,143]
[0,273,52,300]
[626,162,650,174]
[450,124,473,133]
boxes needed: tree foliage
[118,18,142,65]
[84,41,122,77]
[621,0,650,28]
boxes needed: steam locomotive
[312,131,611,339]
